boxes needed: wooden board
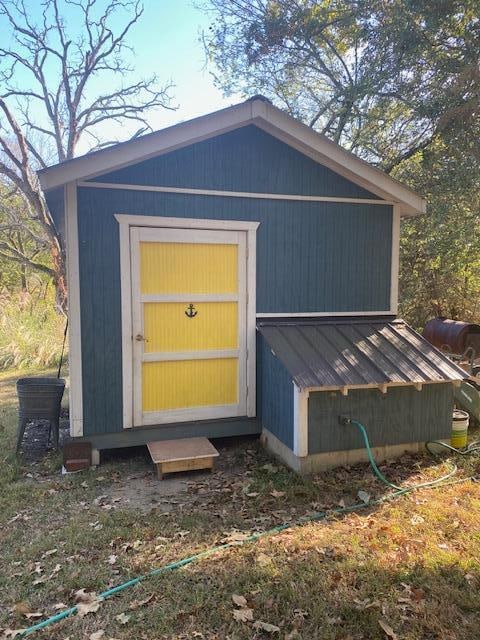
[147,437,219,479]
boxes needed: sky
[123,1,242,128]
[0,0,244,155]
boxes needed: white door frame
[115,214,259,428]
[131,226,247,425]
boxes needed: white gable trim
[78,180,395,206]
[39,99,425,216]
[252,105,425,216]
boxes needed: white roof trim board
[38,97,426,216]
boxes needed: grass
[1,370,480,639]
[0,290,67,371]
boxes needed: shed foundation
[261,428,425,475]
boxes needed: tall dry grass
[0,287,67,370]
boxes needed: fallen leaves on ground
[232,608,254,622]
[231,594,248,608]
[74,589,102,617]
[115,612,131,625]
[378,618,398,639]
[253,620,281,633]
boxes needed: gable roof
[38,97,426,216]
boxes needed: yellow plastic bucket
[451,409,469,449]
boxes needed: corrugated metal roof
[258,318,467,391]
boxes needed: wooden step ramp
[147,437,219,479]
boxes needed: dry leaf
[232,608,254,623]
[232,594,248,608]
[76,600,101,617]
[256,552,271,566]
[12,603,30,616]
[129,594,154,610]
[410,515,425,525]
[32,577,48,586]
[74,589,98,603]
[89,631,105,640]
[378,619,398,639]
[115,612,131,625]
[357,490,371,504]
[270,490,285,499]
[24,612,43,620]
[326,616,342,624]
[253,620,280,633]
[3,629,27,638]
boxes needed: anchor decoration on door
[185,303,198,318]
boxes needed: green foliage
[204,0,480,326]
[396,137,480,329]
[0,286,67,370]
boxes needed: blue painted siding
[308,384,454,454]
[258,335,294,449]
[77,187,393,435]
[45,187,65,242]
[93,125,380,200]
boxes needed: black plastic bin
[16,377,65,452]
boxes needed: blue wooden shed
[39,97,466,471]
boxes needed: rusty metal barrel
[423,317,480,356]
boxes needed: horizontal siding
[93,125,381,199]
[258,335,294,449]
[308,383,454,454]
[77,188,392,435]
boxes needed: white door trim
[116,214,258,428]
[115,214,260,231]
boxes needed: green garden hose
[17,419,478,637]
[350,419,459,490]
[425,438,480,457]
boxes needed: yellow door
[131,227,247,425]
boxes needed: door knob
[135,334,148,342]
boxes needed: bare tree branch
[0,0,175,306]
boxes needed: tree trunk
[51,238,67,313]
